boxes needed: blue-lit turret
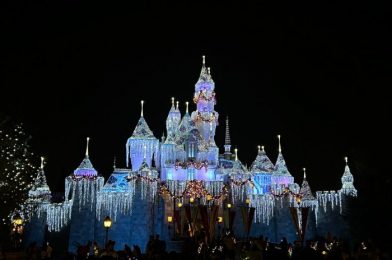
[126,101,159,171]
[251,146,274,194]
[271,135,294,188]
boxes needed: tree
[0,116,36,228]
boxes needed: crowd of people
[14,232,391,260]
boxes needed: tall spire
[185,101,189,114]
[202,55,206,65]
[224,116,232,154]
[341,156,357,197]
[74,137,97,176]
[171,97,175,108]
[251,145,275,173]
[28,156,51,202]
[299,168,317,207]
[85,137,90,158]
[273,134,294,183]
[234,148,238,161]
[176,101,179,111]
[140,100,144,117]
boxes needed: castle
[22,56,357,252]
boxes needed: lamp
[167,216,173,223]
[245,198,251,205]
[103,216,112,245]
[217,217,223,223]
[206,195,212,201]
[190,197,194,203]
[177,202,183,208]
[13,214,23,226]
[227,203,232,209]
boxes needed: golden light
[217,217,223,223]
[295,196,302,204]
[245,198,251,204]
[227,203,232,209]
[103,216,112,228]
[13,214,23,226]
[167,216,173,223]
[189,197,194,203]
[177,202,183,208]
[206,195,212,201]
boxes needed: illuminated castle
[22,56,357,252]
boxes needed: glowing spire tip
[40,156,44,169]
[85,137,90,158]
[141,100,144,117]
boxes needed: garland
[159,180,229,201]
[193,91,216,104]
[175,160,208,170]
[270,187,303,203]
[70,175,100,181]
[194,112,218,123]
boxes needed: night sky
[1,1,390,198]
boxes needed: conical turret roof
[274,152,292,176]
[273,135,292,176]
[196,60,213,84]
[299,169,315,201]
[251,146,275,173]
[131,117,156,139]
[28,157,51,201]
[73,137,98,176]
[341,157,357,196]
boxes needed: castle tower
[160,99,181,170]
[28,157,52,203]
[165,97,181,143]
[126,101,159,171]
[67,138,104,253]
[272,135,294,188]
[298,168,317,208]
[250,146,274,194]
[340,157,357,197]
[191,56,219,146]
[23,157,52,247]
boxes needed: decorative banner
[240,206,249,237]
[174,209,181,235]
[198,205,210,243]
[184,205,193,236]
[301,207,310,242]
[229,210,236,231]
[209,205,219,242]
[180,207,186,236]
[289,207,300,241]
[223,208,230,230]
[247,207,255,236]
[240,206,256,238]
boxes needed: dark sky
[1,1,390,194]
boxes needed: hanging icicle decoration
[316,190,342,213]
[250,194,275,224]
[45,201,72,232]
